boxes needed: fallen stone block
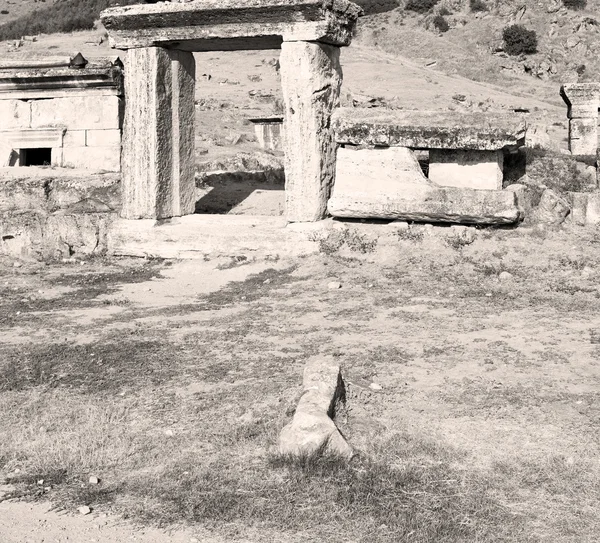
[328,147,520,224]
[279,355,352,459]
[533,189,570,226]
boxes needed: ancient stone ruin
[0,56,123,171]
[560,82,599,157]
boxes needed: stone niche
[0,57,123,171]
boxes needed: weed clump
[502,25,538,56]
[469,0,488,12]
[563,0,587,9]
[432,14,449,32]
[405,0,440,14]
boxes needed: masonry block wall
[0,59,123,171]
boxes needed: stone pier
[101,0,362,222]
[560,83,600,157]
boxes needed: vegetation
[432,14,449,32]
[0,0,137,41]
[404,0,440,14]
[502,24,538,56]
[469,0,488,12]
[562,0,587,9]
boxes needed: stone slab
[108,215,319,258]
[332,108,526,150]
[428,149,503,190]
[31,95,122,131]
[62,146,121,172]
[101,0,362,49]
[560,83,600,118]
[568,118,598,156]
[63,130,86,147]
[0,128,65,149]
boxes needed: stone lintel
[332,108,527,151]
[0,63,124,97]
[101,0,362,49]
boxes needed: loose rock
[328,281,342,290]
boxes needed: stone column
[280,41,342,222]
[561,83,599,157]
[122,47,196,219]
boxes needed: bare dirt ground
[1,223,599,542]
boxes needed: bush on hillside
[432,14,449,32]
[502,24,538,56]
[405,0,440,14]
[562,0,587,9]
[0,0,137,41]
[469,0,488,12]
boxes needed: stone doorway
[100,0,361,224]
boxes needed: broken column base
[278,356,352,460]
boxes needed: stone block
[101,0,362,49]
[63,130,86,147]
[332,108,526,151]
[281,41,342,222]
[569,118,598,156]
[30,95,122,130]
[567,191,588,226]
[533,189,570,226]
[62,146,121,171]
[586,193,600,225]
[0,100,30,130]
[121,47,196,219]
[428,149,503,190]
[0,176,48,212]
[86,129,121,147]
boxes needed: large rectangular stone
[568,118,598,156]
[86,129,121,147]
[101,0,362,49]
[328,147,519,224]
[30,95,122,130]
[121,47,196,219]
[0,100,31,130]
[332,108,526,151]
[428,149,503,190]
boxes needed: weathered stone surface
[329,146,520,224]
[332,108,526,150]
[281,41,342,222]
[101,0,362,50]
[85,129,121,147]
[505,183,535,218]
[560,83,600,156]
[533,189,570,225]
[585,192,600,225]
[0,100,31,130]
[567,191,588,226]
[279,356,352,459]
[428,149,503,190]
[30,95,122,131]
[121,47,195,219]
[334,146,435,198]
[62,146,121,172]
[0,211,114,259]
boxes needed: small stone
[328,281,342,290]
[78,506,92,515]
[263,278,271,284]
[393,221,410,230]
[37,479,44,485]
[369,383,383,391]
[88,476,100,485]
[498,271,513,282]
[13,261,22,268]
[190,539,199,543]
[164,429,174,437]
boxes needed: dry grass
[1,228,600,541]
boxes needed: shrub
[469,0,488,12]
[432,14,449,32]
[563,0,587,9]
[0,0,138,41]
[502,24,538,56]
[405,0,440,14]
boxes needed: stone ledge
[332,108,527,151]
[101,0,362,49]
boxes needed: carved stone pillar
[561,83,599,156]
[280,41,342,222]
[121,47,195,219]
